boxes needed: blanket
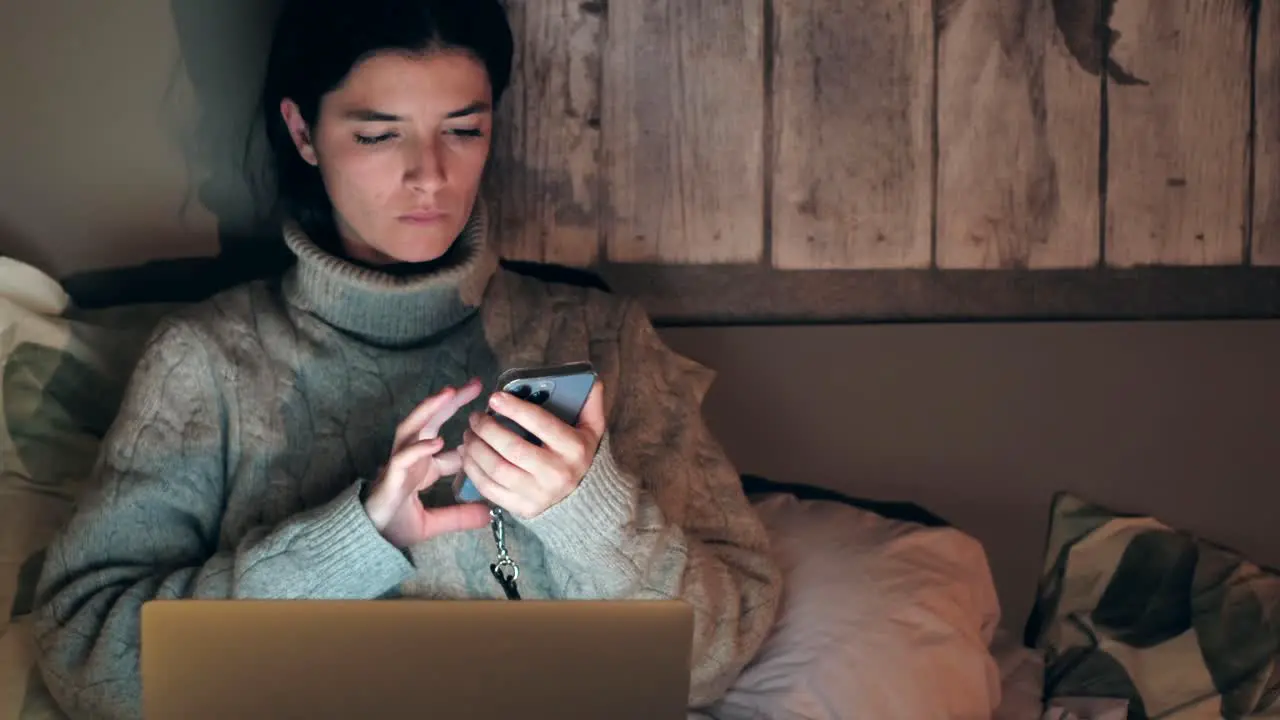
[0,258,172,719]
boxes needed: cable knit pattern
[31,205,781,720]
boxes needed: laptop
[140,599,694,720]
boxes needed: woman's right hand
[364,379,491,548]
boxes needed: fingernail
[489,393,504,407]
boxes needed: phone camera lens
[511,385,532,399]
[529,390,549,405]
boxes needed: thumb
[433,448,463,477]
[578,382,607,438]
[422,502,492,539]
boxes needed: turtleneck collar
[281,202,499,345]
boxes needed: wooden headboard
[482,0,1280,324]
[3,1,1280,324]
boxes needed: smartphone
[454,361,598,503]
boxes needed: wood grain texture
[1255,0,1280,265]
[603,1,765,264]
[485,0,602,266]
[771,0,932,270]
[1105,0,1252,267]
[936,0,1102,269]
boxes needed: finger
[414,460,445,493]
[577,383,607,439]
[467,415,555,479]
[461,455,532,517]
[433,448,463,477]
[463,429,536,489]
[414,449,461,493]
[421,502,491,538]
[385,438,444,493]
[486,393,579,457]
[394,387,458,452]
[393,378,483,451]
[417,378,483,441]
[460,444,506,492]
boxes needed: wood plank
[58,254,1280,324]
[598,264,1280,325]
[58,260,1280,327]
[1255,0,1280,265]
[936,0,1102,269]
[772,0,932,270]
[603,1,765,264]
[1105,0,1252,267]
[485,0,602,267]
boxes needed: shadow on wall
[0,218,56,277]
[168,0,284,257]
[64,1,290,306]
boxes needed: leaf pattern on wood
[941,0,1147,84]
[1051,0,1146,84]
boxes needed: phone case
[454,362,598,503]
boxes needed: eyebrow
[343,102,493,122]
[446,101,492,119]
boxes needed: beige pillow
[711,493,1003,720]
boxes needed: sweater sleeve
[523,300,783,708]
[32,318,412,720]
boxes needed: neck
[281,203,498,345]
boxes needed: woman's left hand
[460,383,607,519]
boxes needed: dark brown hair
[259,0,513,243]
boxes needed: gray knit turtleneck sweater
[32,205,782,720]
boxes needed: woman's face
[281,49,493,265]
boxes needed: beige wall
[661,320,1280,631]
[0,1,280,277]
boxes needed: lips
[399,209,446,223]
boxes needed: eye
[447,128,485,139]
[355,132,397,145]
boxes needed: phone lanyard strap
[489,507,521,600]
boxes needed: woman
[32,1,781,718]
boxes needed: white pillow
[710,494,1004,720]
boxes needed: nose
[404,136,445,193]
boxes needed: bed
[2,256,1278,719]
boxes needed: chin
[381,230,456,264]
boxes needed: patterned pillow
[1025,492,1280,718]
[0,260,175,719]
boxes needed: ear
[280,98,319,167]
